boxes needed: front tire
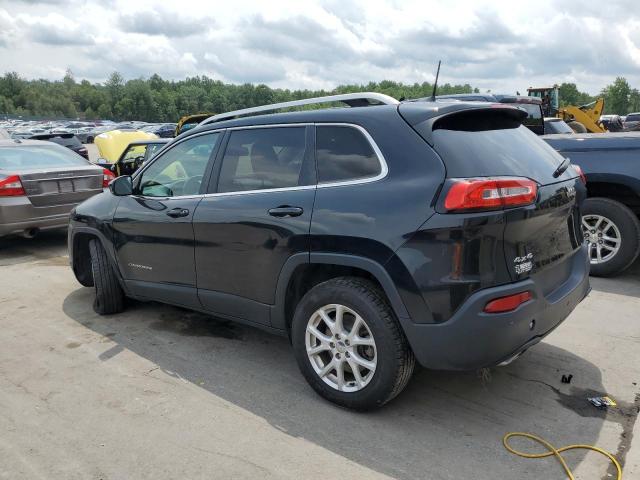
[582,197,640,277]
[89,239,125,315]
[291,277,415,410]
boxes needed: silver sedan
[0,139,107,238]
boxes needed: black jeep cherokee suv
[68,93,590,409]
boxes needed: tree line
[0,70,638,121]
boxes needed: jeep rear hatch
[400,102,585,283]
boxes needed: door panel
[193,125,315,325]
[193,189,315,312]
[111,132,220,307]
[113,195,202,286]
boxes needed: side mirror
[109,175,133,196]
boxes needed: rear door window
[315,125,382,184]
[216,127,309,193]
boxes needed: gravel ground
[0,231,638,480]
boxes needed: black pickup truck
[542,132,640,276]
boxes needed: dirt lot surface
[1,230,638,479]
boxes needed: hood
[94,130,158,162]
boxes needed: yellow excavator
[527,85,607,133]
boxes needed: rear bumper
[0,196,76,236]
[400,244,590,370]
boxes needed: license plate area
[58,180,74,193]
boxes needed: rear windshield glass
[430,110,569,184]
[50,136,82,147]
[0,144,88,170]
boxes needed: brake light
[484,291,532,313]
[573,165,586,184]
[0,175,26,197]
[102,168,116,188]
[444,177,537,212]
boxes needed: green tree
[558,83,593,107]
[105,71,125,113]
[601,77,631,114]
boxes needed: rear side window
[626,114,640,121]
[216,127,307,193]
[316,126,381,183]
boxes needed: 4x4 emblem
[514,253,533,274]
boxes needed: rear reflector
[484,291,532,313]
[444,177,537,212]
[0,175,26,197]
[573,165,586,184]
[102,168,116,188]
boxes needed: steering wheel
[182,175,204,195]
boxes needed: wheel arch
[70,226,123,288]
[585,176,640,217]
[271,253,410,336]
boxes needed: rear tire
[291,277,415,410]
[89,239,125,315]
[582,197,640,277]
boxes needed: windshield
[122,145,147,162]
[144,143,165,161]
[0,144,89,170]
[545,120,574,134]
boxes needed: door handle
[166,207,190,218]
[268,206,304,217]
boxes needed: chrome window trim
[314,123,388,189]
[133,123,388,200]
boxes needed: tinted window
[431,111,570,185]
[0,144,88,170]
[545,120,574,134]
[316,126,381,183]
[217,127,307,193]
[137,133,218,197]
[626,114,640,122]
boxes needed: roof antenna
[429,60,442,101]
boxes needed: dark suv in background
[69,93,589,409]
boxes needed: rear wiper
[553,157,571,178]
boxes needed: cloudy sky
[1,0,639,94]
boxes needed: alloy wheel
[582,214,622,264]
[305,304,377,392]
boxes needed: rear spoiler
[399,102,527,145]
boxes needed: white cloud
[0,0,638,94]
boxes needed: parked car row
[0,119,178,143]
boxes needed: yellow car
[175,113,213,136]
[94,129,158,163]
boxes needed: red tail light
[573,165,586,184]
[444,177,537,212]
[0,175,26,197]
[484,291,532,313]
[102,168,116,188]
